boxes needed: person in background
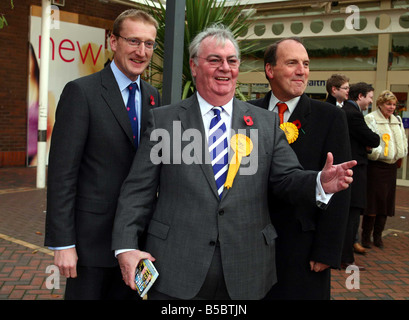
[44,9,161,300]
[326,74,350,108]
[363,90,408,249]
[341,82,380,269]
[249,37,352,300]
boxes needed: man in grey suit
[112,25,356,300]
[44,9,161,299]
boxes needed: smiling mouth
[131,59,144,64]
[215,77,230,81]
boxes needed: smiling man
[112,28,356,300]
[249,37,352,300]
[44,9,161,300]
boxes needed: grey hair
[189,24,240,64]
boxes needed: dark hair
[264,37,304,68]
[348,82,374,101]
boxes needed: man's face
[110,18,157,81]
[190,37,240,106]
[266,40,310,102]
[358,91,374,111]
[333,83,349,102]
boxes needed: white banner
[27,15,110,166]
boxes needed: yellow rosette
[224,134,253,189]
[382,133,390,156]
[280,122,299,144]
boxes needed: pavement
[0,166,409,301]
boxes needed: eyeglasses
[197,55,240,69]
[116,35,157,50]
[338,86,350,91]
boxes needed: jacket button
[209,241,216,246]
[218,210,224,216]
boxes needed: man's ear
[110,34,118,53]
[265,63,274,79]
[189,58,197,78]
[357,93,364,101]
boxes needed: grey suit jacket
[112,93,318,300]
[45,65,161,267]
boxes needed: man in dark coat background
[340,82,380,269]
[249,37,352,300]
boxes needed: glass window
[391,34,409,71]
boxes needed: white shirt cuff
[316,171,333,209]
[115,249,136,257]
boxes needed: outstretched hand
[320,152,356,194]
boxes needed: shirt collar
[110,59,141,92]
[197,92,233,117]
[268,92,300,114]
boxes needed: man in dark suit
[249,37,352,299]
[340,82,380,269]
[44,9,161,300]
[112,27,356,300]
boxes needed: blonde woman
[363,90,408,248]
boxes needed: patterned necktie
[276,102,288,124]
[126,83,139,148]
[208,107,228,198]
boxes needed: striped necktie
[126,83,139,148]
[208,106,228,198]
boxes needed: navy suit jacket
[342,100,380,208]
[45,65,161,267]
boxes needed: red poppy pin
[292,119,305,134]
[244,115,253,126]
[150,95,155,106]
[292,119,301,129]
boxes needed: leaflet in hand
[134,259,159,298]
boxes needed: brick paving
[0,167,409,300]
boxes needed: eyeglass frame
[196,55,240,69]
[114,34,157,50]
[337,86,350,91]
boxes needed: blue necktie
[208,107,228,198]
[126,83,139,148]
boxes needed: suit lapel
[100,67,135,148]
[288,93,311,138]
[140,80,156,134]
[178,95,220,198]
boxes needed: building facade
[0,0,408,184]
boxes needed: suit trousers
[148,246,231,300]
[64,265,140,300]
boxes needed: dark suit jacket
[326,94,337,106]
[44,65,161,268]
[112,93,320,300]
[342,100,380,208]
[249,91,351,299]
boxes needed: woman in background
[363,90,408,248]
